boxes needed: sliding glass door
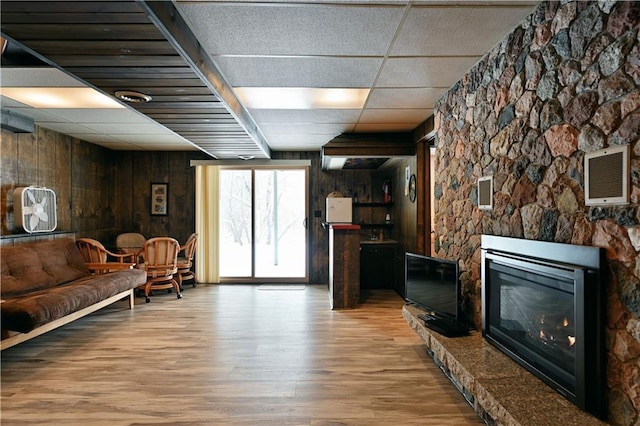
[219,169,252,277]
[219,167,308,281]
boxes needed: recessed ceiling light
[238,155,255,160]
[234,87,369,109]
[0,87,125,109]
[114,90,152,103]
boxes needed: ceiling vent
[321,133,415,171]
[114,90,152,103]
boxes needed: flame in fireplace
[535,315,576,349]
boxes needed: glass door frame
[218,164,310,284]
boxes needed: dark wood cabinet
[360,242,396,289]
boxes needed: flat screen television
[405,252,462,322]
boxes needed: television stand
[418,314,469,337]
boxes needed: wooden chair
[137,237,182,303]
[177,233,198,289]
[76,238,137,275]
[116,232,146,254]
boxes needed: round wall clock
[409,174,417,202]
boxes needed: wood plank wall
[112,150,208,244]
[1,126,209,249]
[1,126,417,285]
[1,127,116,242]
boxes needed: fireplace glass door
[481,235,605,420]
[486,256,582,394]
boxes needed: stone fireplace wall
[431,1,639,424]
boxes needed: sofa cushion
[1,268,146,333]
[1,239,89,299]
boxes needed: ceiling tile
[354,123,418,132]
[217,56,382,88]
[131,144,194,151]
[86,123,177,135]
[260,123,353,136]
[1,67,86,87]
[376,56,481,88]
[0,96,28,108]
[177,2,405,56]
[391,5,536,56]
[366,88,445,109]
[249,109,362,124]
[110,134,193,144]
[36,108,155,124]
[359,108,433,124]
[38,122,94,135]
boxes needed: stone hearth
[403,304,607,426]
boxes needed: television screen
[405,252,461,321]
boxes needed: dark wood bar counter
[328,224,360,309]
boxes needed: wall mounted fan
[13,186,58,233]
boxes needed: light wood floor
[1,284,483,425]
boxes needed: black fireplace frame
[481,235,606,420]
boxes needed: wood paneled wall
[389,157,417,255]
[2,126,416,285]
[1,127,116,242]
[1,126,208,249]
[112,150,209,245]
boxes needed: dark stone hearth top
[403,304,608,426]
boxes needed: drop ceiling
[0,1,538,159]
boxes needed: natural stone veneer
[432,2,639,424]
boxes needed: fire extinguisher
[383,180,391,203]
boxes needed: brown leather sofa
[1,238,146,350]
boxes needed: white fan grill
[13,186,58,233]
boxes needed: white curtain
[195,165,220,283]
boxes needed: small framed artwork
[478,175,493,210]
[151,183,168,216]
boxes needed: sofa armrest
[85,262,135,274]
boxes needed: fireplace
[481,235,606,420]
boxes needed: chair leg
[172,279,182,299]
[135,286,148,301]
[145,282,152,303]
[177,273,184,292]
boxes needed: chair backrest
[76,238,108,263]
[182,233,198,263]
[116,232,146,253]
[141,237,180,277]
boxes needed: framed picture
[151,183,168,216]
